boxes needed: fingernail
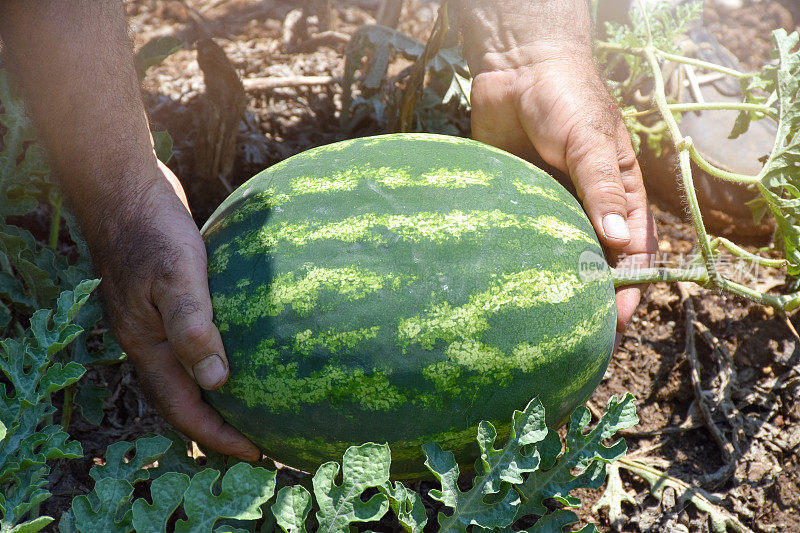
[193,354,226,389]
[239,449,262,462]
[602,213,631,242]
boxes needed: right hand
[87,160,260,462]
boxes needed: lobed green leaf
[90,435,173,485]
[175,462,276,532]
[131,472,190,532]
[380,481,427,533]
[272,485,312,533]
[312,442,391,533]
[514,394,638,521]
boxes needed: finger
[510,69,633,249]
[152,246,230,391]
[135,341,261,461]
[610,120,659,331]
[562,121,632,249]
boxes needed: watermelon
[201,133,616,479]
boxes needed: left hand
[469,51,657,332]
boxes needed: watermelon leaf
[131,472,190,532]
[380,481,428,533]
[514,394,638,520]
[477,397,549,494]
[755,30,800,276]
[71,477,135,533]
[135,36,183,81]
[521,509,598,532]
[272,485,312,533]
[151,431,208,478]
[90,435,173,484]
[0,282,95,533]
[175,462,276,532]
[76,382,111,425]
[0,465,55,533]
[424,441,520,532]
[591,462,636,526]
[312,442,391,533]
[423,396,552,532]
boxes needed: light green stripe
[208,241,234,275]
[532,215,596,245]
[397,269,583,350]
[514,181,584,215]
[290,165,493,194]
[204,189,290,238]
[423,300,613,393]
[229,362,406,413]
[212,266,404,329]
[292,326,381,356]
[291,174,360,194]
[236,210,595,257]
[375,166,493,188]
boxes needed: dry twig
[392,1,450,132]
[678,282,740,488]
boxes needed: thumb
[563,125,631,249]
[153,261,230,391]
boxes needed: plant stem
[631,121,668,136]
[681,137,761,184]
[61,383,75,430]
[624,102,775,118]
[642,44,721,282]
[716,277,800,311]
[49,194,62,250]
[712,237,788,268]
[656,49,753,79]
[611,267,709,287]
[595,42,645,55]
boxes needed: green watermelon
[202,133,616,479]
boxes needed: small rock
[661,486,677,509]
[786,428,800,451]
[714,0,744,9]
[746,458,776,484]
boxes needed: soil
[37,0,800,531]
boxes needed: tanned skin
[0,1,260,461]
[0,0,655,457]
[457,0,657,335]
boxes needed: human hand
[469,51,657,333]
[86,160,260,461]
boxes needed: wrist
[453,0,594,74]
[67,161,172,250]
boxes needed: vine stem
[613,4,800,313]
[712,237,788,268]
[681,137,760,184]
[596,42,753,81]
[49,194,62,250]
[61,383,75,430]
[623,102,775,118]
[611,267,709,287]
[642,43,721,281]
[656,49,753,79]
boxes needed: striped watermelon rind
[202,133,616,479]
